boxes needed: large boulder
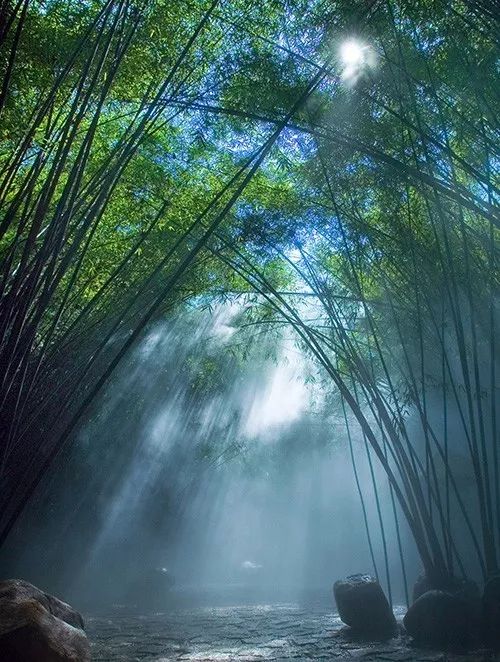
[333,574,396,635]
[0,579,90,661]
[404,589,476,648]
[483,575,500,647]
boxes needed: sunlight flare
[340,40,365,67]
[339,38,374,83]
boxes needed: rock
[403,589,476,648]
[0,579,90,661]
[413,573,480,609]
[483,575,500,647]
[412,573,431,602]
[0,579,85,630]
[412,574,481,628]
[333,574,396,635]
[454,579,481,622]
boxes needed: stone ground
[86,602,499,661]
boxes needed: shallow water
[86,598,493,661]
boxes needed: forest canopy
[0,0,498,594]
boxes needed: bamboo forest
[0,0,498,660]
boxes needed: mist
[0,303,424,610]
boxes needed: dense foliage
[0,0,498,590]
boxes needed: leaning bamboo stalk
[0,55,326,547]
[213,239,441,581]
[380,13,497,572]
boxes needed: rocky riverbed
[86,599,497,661]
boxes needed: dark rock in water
[413,573,480,609]
[333,574,396,635]
[412,573,432,602]
[483,575,500,647]
[454,579,481,623]
[412,574,481,630]
[404,589,477,649]
[0,579,89,661]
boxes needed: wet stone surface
[86,603,497,661]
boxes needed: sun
[339,40,365,67]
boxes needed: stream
[85,589,491,661]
